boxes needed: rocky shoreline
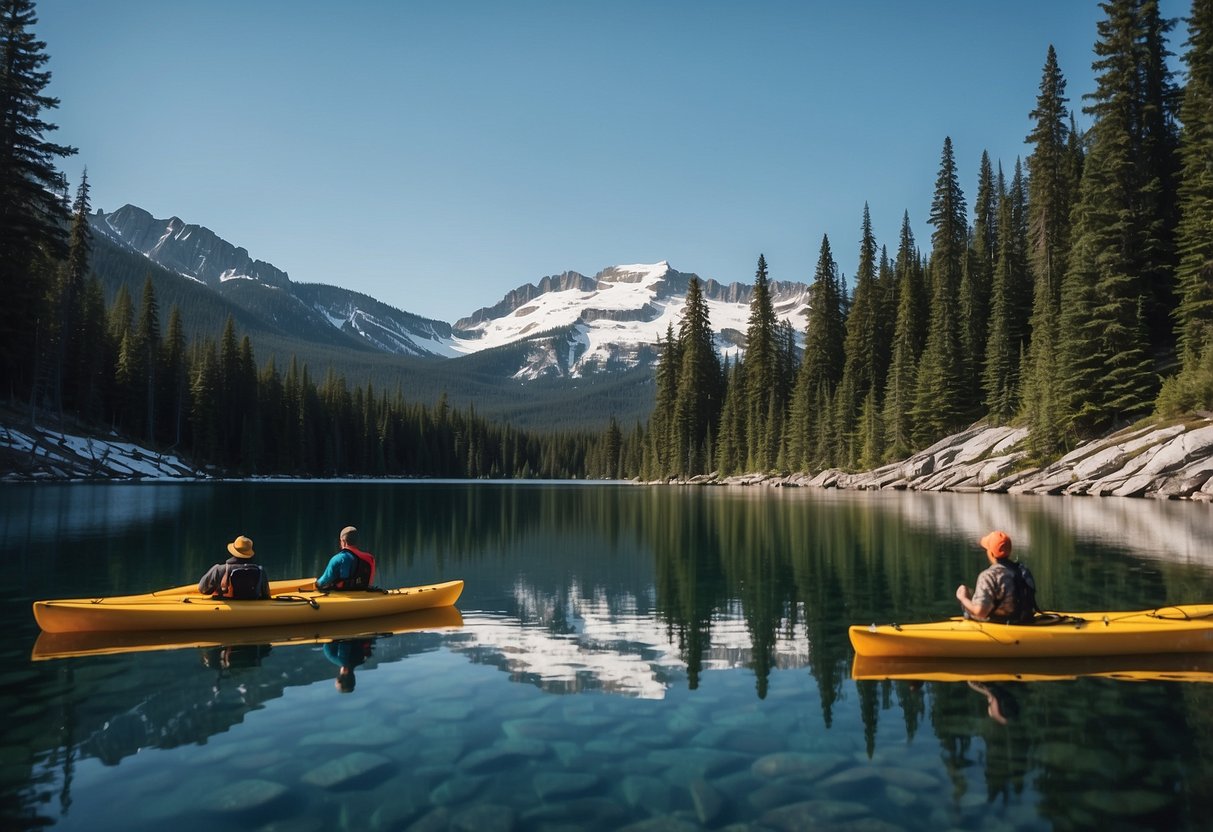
[690,416,1213,501]
[7,414,1213,499]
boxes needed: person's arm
[199,565,218,595]
[957,573,995,619]
[259,567,271,600]
[315,553,344,590]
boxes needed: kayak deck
[32,605,464,661]
[848,605,1213,659]
[33,578,463,634]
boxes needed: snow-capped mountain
[91,204,812,382]
[438,262,811,380]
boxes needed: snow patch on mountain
[442,261,810,377]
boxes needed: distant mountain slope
[88,202,815,428]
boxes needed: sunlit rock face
[713,417,1213,509]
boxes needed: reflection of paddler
[324,638,373,693]
[967,680,1019,725]
[202,643,272,671]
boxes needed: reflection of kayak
[848,605,1213,658]
[32,578,463,633]
[32,605,463,661]
[851,652,1213,683]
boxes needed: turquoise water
[4,482,1213,830]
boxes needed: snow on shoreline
[0,424,204,481]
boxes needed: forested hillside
[641,0,1213,483]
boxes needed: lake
[3,481,1213,831]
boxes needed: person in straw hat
[198,535,271,600]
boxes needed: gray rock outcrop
[710,416,1213,501]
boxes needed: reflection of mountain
[450,586,812,699]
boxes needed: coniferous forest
[644,0,1213,482]
[3,0,1213,481]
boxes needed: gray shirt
[971,562,1019,621]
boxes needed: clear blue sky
[35,0,1192,323]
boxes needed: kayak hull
[848,605,1213,659]
[32,579,463,634]
[851,652,1213,684]
[32,605,464,660]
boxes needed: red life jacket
[335,544,376,590]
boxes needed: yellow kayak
[851,652,1213,684]
[32,578,463,634]
[32,605,463,661]
[848,605,1213,659]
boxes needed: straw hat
[227,535,255,559]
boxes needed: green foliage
[1022,45,1081,458]
[1156,337,1213,416]
[1058,0,1177,438]
[1174,0,1213,361]
[0,0,76,395]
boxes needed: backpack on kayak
[1000,561,1040,624]
[219,563,265,600]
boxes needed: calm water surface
[3,482,1213,831]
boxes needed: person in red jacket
[315,526,377,590]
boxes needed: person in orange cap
[955,530,1037,623]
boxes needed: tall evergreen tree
[650,324,680,477]
[984,160,1030,422]
[1059,0,1179,437]
[744,254,779,470]
[836,205,880,468]
[56,170,91,414]
[136,276,160,442]
[161,305,187,447]
[788,236,845,470]
[882,214,925,459]
[715,357,745,475]
[1022,46,1080,456]
[674,277,723,475]
[959,151,998,409]
[913,137,969,442]
[1174,0,1213,364]
[0,0,76,398]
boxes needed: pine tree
[984,160,1030,422]
[190,341,220,465]
[960,152,998,409]
[1174,0,1213,365]
[788,236,844,470]
[715,358,744,475]
[1059,0,1178,437]
[136,276,160,443]
[161,305,187,447]
[881,214,925,459]
[837,205,880,468]
[0,0,76,397]
[1022,46,1080,457]
[54,171,90,415]
[744,254,779,470]
[651,324,680,477]
[674,277,723,475]
[913,137,969,442]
